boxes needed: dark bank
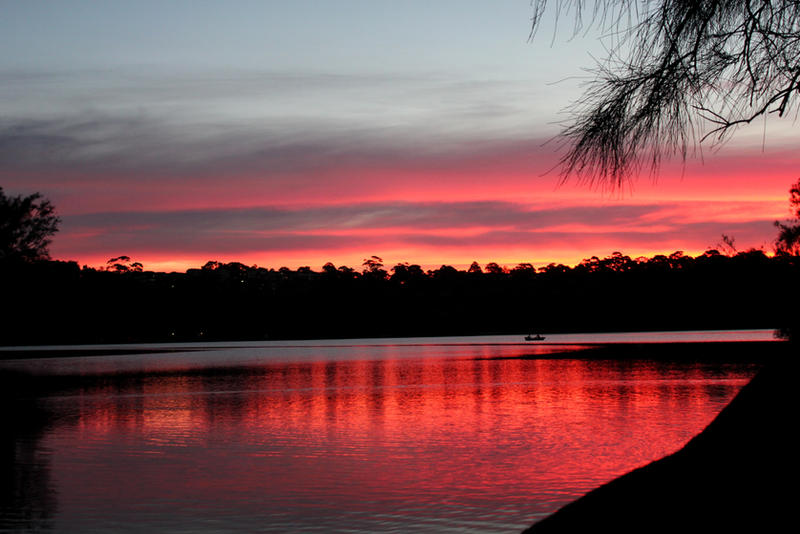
[522,341,796,533]
[3,249,799,346]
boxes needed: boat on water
[524,334,546,341]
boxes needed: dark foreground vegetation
[2,249,798,345]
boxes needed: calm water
[0,331,771,533]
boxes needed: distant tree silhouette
[105,256,143,273]
[0,187,60,262]
[391,263,411,283]
[485,262,505,275]
[716,234,738,257]
[510,263,536,280]
[775,179,800,255]
[604,252,634,272]
[468,261,483,274]
[322,262,338,276]
[530,1,800,184]
[432,264,459,280]
[391,263,425,284]
[577,256,602,273]
[362,256,387,279]
[407,264,425,279]
[225,261,249,273]
[540,263,570,275]
[337,265,359,279]
[362,255,383,271]
[2,250,798,344]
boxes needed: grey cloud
[0,68,553,178]
[0,113,548,179]
[56,204,776,259]
[62,201,676,236]
[60,230,361,255]
[56,200,776,260]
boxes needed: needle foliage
[531,0,800,184]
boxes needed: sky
[2,0,798,272]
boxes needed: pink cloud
[3,113,796,271]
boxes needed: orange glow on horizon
[43,143,798,273]
[65,245,748,274]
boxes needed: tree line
[2,182,799,345]
[2,248,797,345]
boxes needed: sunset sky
[2,1,797,272]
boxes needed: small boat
[524,333,546,341]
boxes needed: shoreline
[522,341,796,532]
[0,327,778,349]
[0,333,783,362]
[485,340,786,363]
[0,347,208,360]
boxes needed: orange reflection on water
[43,351,756,532]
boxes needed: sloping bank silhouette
[522,343,795,533]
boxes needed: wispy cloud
[54,201,777,261]
[0,69,556,174]
[2,68,794,269]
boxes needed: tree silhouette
[484,262,505,275]
[105,256,144,273]
[775,178,800,255]
[717,234,739,257]
[362,255,387,279]
[322,262,338,276]
[0,187,60,262]
[531,1,800,184]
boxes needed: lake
[0,330,775,533]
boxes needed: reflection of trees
[0,372,57,531]
[0,352,763,531]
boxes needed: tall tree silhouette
[530,1,800,185]
[0,187,60,262]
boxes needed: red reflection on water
[45,352,756,532]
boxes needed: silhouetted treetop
[362,256,387,280]
[531,0,800,184]
[485,262,506,275]
[0,187,60,262]
[105,256,144,273]
[775,178,800,255]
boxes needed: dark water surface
[0,331,771,532]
